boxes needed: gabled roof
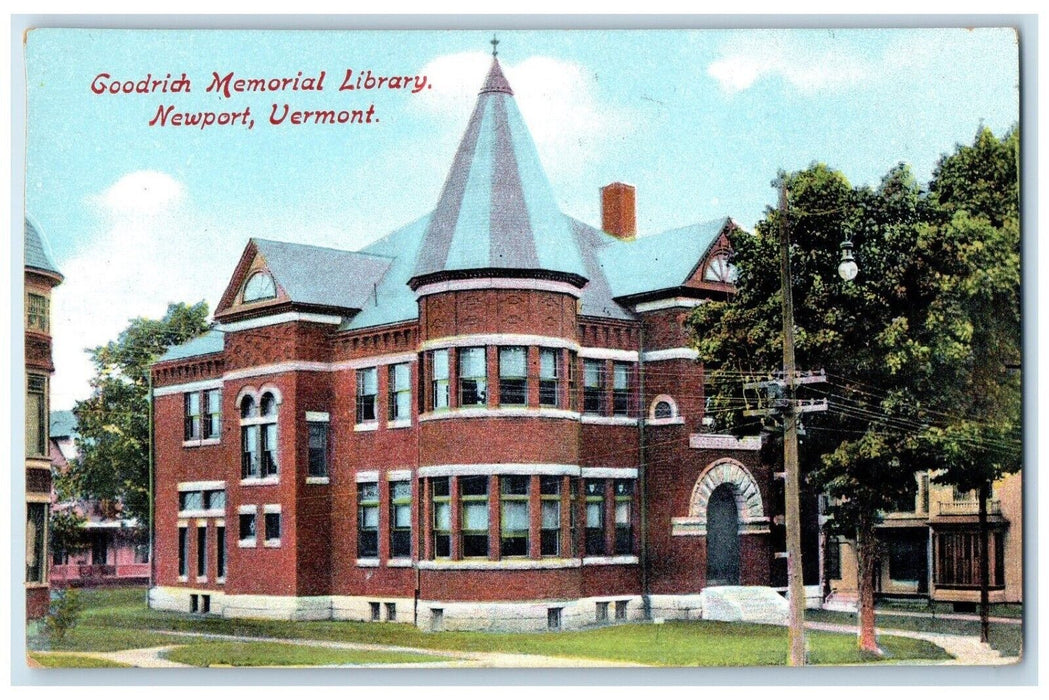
[411,58,588,284]
[50,410,77,439]
[156,329,224,364]
[598,218,733,299]
[251,238,394,310]
[25,217,63,280]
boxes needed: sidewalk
[805,620,1018,665]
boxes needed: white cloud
[50,171,239,409]
[414,51,633,180]
[707,32,869,95]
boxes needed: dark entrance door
[706,484,740,585]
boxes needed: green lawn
[808,609,1023,657]
[163,640,449,667]
[29,587,951,666]
[29,652,132,668]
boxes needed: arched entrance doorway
[706,483,740,585]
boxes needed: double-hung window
[204,389,221,439]
[612,363,631,416]
[390,480,412,558]
[460,476,489,557]
[356,368,378,424]
[308,421,329,478]
[583,360,605,415]
[357,482,379,558]
[432,477,451,557]
[26,374,47,457]
[540,476,562,556]
[264,509,281,546]
[26,503,47,583]
[585,479,607,556]
[197,525,208,578]
[388,363,411,422]
[238,511,256,545]
[241,393,278,479]
[614,480,634,555]
[178,526,189,577]
[459,347,487,407]
[499,347,527,406]
[431,350,450,410]
[184,392,202,440]
[500,476,530,556]
[539,349,561,407]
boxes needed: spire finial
[491,34,499,58]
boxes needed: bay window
[539,348,560,407]
[499,347,528,405]
[459,347,487,407]
[500,476,530,556]
[432,477,451,557]
[431,350,450,410]
[460,476,489,557]
[540,476,562,556]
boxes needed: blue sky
[23,28,1019,409]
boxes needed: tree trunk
[979,481,990,644]
[855,520,880,654]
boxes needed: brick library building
[149,57,822,631]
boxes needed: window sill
[178,509,226,518]
[25,581,49,589]
[356,558,380,568]
[196,576,208,583]
[582,555,639,566]
[354,422,379,432]
[264,539,281,548]
[216,577,226,585]
[419,407,581,422]
[387,558,413,568]
[177,575,188,582]
[240,476,279,486]
[417,558,582,570]
[387,418,412,429]
[238,539,257,549]
[581,415,638,426]
[646,416,685,426]
[306,476,330,485]
[183,437,222,448]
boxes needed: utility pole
[778,178,807,667]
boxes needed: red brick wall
[420,289,578,341]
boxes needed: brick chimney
[601,182,636,240]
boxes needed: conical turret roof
[411,58,588,286]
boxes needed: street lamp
[776,178,858,667]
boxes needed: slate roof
[252,238,394,310]
[411,59,588,283]
[156,329,225,363]
[24,217,62,279]
[598,218,731,299]
[50,410,77,439]
[162,58,735,362]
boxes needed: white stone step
[699,586,790,626]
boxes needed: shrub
[45,588,84,644]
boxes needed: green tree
[66,302,211,522]
[919,127,1021,641]
[690,162,951,654]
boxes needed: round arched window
[243,271,276,302]
[260,392,278,417]
[240,395,257,419]
[654,400,674,419]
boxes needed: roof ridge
[251,236,395,261]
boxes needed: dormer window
[243,271,276,302]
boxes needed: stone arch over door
[671,458,770,537]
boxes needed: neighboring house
[149,57,823,630]
[49,410,150,588]
[824,470,1022,609]
[25,217,62,620]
